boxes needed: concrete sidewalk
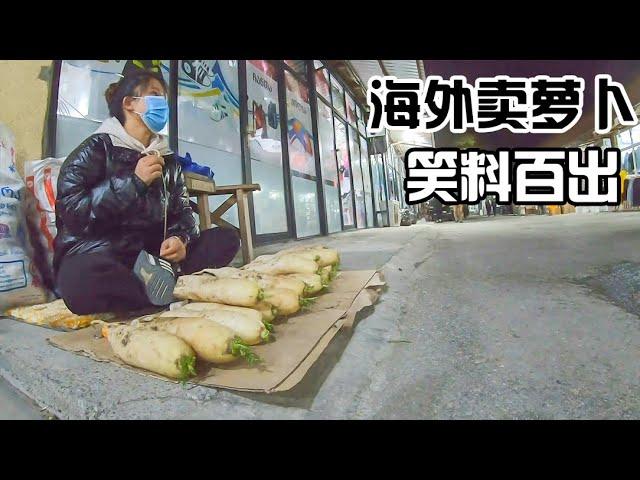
[0,378,52,419]
[0,223,428,419]
[5,213,638,419]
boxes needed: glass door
[246,60,288,236]
[334,119,355,228]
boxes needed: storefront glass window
[56,60,170,157]
[387,162,398,202]
[371,153,387,226]
[316,100,341,233]
[357,105,366,135]
[285,71,320,238]
[246,60,288,235]
[315,70,331,102]
[346,94,357,125]
[360,135,374,228]
[631,125,640,144]
[617,130,633,150]
[349,126,366,228]
[331,77,346,118]
[622,148,635,173]
[313,61,331,102]
[178,60,241,226]
[285,60,307,76]
[334,119,354,227]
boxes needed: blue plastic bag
[176,152,214,179]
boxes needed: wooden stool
[183,171,261,265]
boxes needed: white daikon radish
[244,254,319,275]
[247,253,277,264]
[304,246,339,267]
[286,272,324,295]
[181,302,263,323]
[173,274,263,307]
[203,309,269,345]
[319,266,332,286]
[203,267,306,297]
[144,317,260,365]
[164,304,270,344]
[179,302,273,337]
[262,287,301,316]
[271,245,340,267]
[102,323,197,381]
[253,301,278,323]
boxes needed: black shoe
[133,250,177,306]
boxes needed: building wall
[0,60,52,175]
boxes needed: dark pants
[56,228,240,315]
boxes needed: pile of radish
[98,245,340,381]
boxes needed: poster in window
[285,72,316,177]
[246,60,283,168]
[56,60,171,148]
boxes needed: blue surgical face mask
[133,95,169,133]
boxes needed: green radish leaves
[177,354,197,383]
[231,337,262,366]
[303,283,313,296]
[261,320,274,342]
[329,263,340,281]
[257,289,265,302]
[299,297,318,309]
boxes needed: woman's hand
[135,154,165,186]
[160,236,186,263]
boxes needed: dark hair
[104,70,167,124]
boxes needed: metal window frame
[314,64,346,232]
[378,148,392,227]
[358,132,374,227]
[306,60,328,236]
[282,62,325,239]
[320,67,352,230]
[366,139,387,228]
[346,122,366,229]
[335,116,357,230]
[275,60,297,239]
[238,60,258,243]
[44,60,62,158]
[168,60,179,153]
[317,95,346,232]
[316,60,376,230]
[243,60,295,243]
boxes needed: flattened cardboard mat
[48,270,385,393]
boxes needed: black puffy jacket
[53,133,200,274]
